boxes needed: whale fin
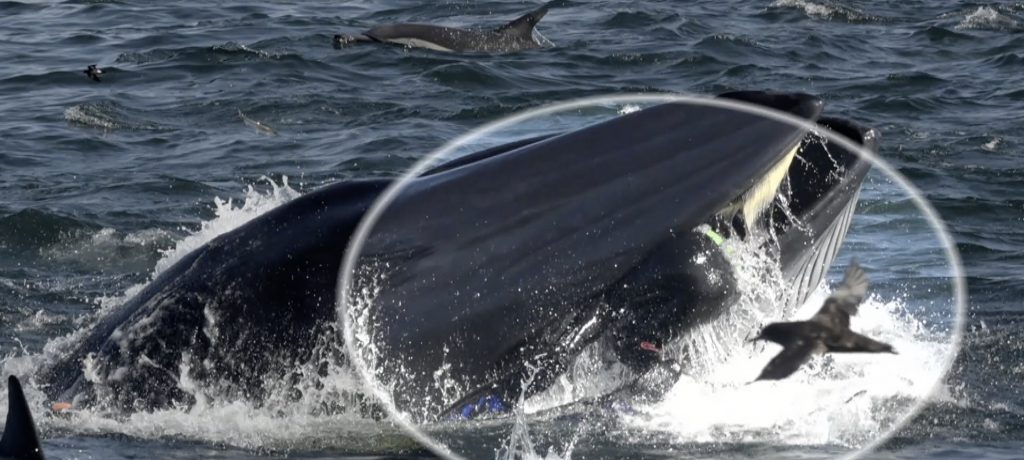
[0,376,45,460]
[496,3,549,36]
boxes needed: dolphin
[333,4,550,53]
[31,91,876,423]
[0,376,45,460]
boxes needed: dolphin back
[495,3,549,37]
[349,3,551,52]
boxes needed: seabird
[750,261,896,381]
[83,64,102,82]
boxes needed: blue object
[453,394,508,420]
[483,394,506,413]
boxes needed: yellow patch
[718,143,799,232]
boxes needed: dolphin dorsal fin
[0,376,45,460]
[496,3,550,36]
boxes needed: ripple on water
[766,0,883,23]
[64,100,171,131]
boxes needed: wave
[912,25,975,42]
[602,10,684,28]
[115,42,302,67]
[0,1,45,14]
[64,100,170,131]
[954,6,1023,32]
[0,208,100,252]
[767,0,880,23]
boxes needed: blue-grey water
[1,0,1022,459]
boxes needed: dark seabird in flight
[751,261,896,381]
[83,65,102,82]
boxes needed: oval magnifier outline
[337,93,967,460]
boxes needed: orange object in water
[640,341,660,352]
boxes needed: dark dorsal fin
[495,3,549,36]
[0,376,45,460]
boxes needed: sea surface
[0,0,1022,459]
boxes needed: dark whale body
[333,4,549,53]
[359,92,876,419]
[31,91,877,423]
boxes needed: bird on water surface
[83,64,102,82]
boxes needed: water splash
[63,102,168,131]
[955,6,1023,31]
[151,176,300,276]
[633,292,944,448]
[769,0,875,23]
[532,28,556,48]
[0,178,416,454]
[496,365,577,460]
[485,234,949,457]
[618,104,641,115]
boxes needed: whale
[333,4,550,53]
[356,91,876,419]
[30,91,877,423]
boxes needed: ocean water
[0,0,1021,459]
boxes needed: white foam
[618,104,641,115]
[14,309,63,332]
[77,177,299,330]
[43,398,408,453]
[152,176,300,276]
[633,292,946,448]
[63,103,166,131]
[63,105,118,130]
[956,6,1021,31]
[485,294,949,460]
[532,28,556,48]
[769,0,870,22]
[486,236,953,458]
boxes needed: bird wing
[827,330,895,353]
[755,338,826,381]
[810,261,868,330]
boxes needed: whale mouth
[607,114,877,385]
[342,91,875,423]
